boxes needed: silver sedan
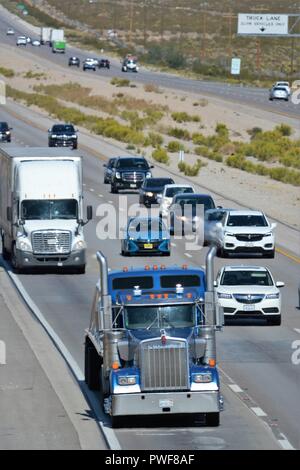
[269,86,289,102]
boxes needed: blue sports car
[121,216,170,256]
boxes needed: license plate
[159,399,174,408]
[130,184,136,188]
[245,242,254,247]
[144,243,153,249]
[243,304,255,311]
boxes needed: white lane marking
[251,407,267,417]
[90,188,95,192]
[83,183,86,186]
[98,194,103,198]
[171,242,177,247]
[228,384,243,393]
[108,200,113,204]
[185,253,192,258]
[277,433,295,450]
[119,207,125,212]
[294,328,300,335]
[6,268,121,450]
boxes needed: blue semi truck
[84,247,224,427]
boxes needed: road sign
[238,13,289,36]
[231,58,241,75]
[179,150,185,162]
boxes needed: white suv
[274,81,291,96]
[215,265,284,325]
[16,36,27,46]
[158,184,195,217]
[214,210,276,258]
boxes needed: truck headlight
[117,376,137,386]
[115,172,121,179]
[217,292,232,299]
[74,240,86,250]
[192,372,212,383]
[146,172,152,178]
[266,293,279,299]
[18,240,31,251]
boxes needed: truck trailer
[85,247,224,427]
[40,27,52,45]
[0,147,92,273]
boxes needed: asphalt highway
[0,8,300,121]
[0,100,299,450]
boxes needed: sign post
[231,58,241,75]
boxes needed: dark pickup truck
[110,156,153,193]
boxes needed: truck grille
[32,230,71,254]
[235,234,263,242]
[140,339,189,391]
[122,172,144,182]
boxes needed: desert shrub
[215,122,229,139]
[167,140,185,152]
[195,146,223,162]
[24,71,45,79]
[143,83,161,93]
[178,159,204,176]
[275,124,293,137]
[152,147,169,164]
[247,127,263,139]
[0,67,15,78]
[192,133,208,145]
[110,77,130,87]
[171,112,200,123]
[168,127,191,140]
[147,132,164,148]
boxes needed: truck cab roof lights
[186,293,193,299]
[182,264,188,270]
[209,359,216,367]
[126,294,132,301]
[176,284,184,295]
[153,265,158,270]
[112,361,120,370]
[123,267,128,272]
[144,265,150,270]
[160,265,166,270]
[150,294,155,299]
[163,293,169,299]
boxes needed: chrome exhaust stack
[205,245,217,326]
[96,251,112,330]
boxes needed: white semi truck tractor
[0,147,92,273]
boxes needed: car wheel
[266,315,281,326]
[264,250,275,259]
[104,177,109,184]
[111,184,118,194]
[84,341,101,390]
[206,412,220,427]
[73,144,78,150]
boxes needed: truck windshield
[124,304,195,330]
[21,199,78,220]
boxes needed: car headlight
[225,232,235,237]
[74,240,86,250]
[217,292,232,299]
[192,372,212,383]
[146,192,153,197]
[115,172,121,179]
[51,134,57,138]
[5,131,10,135]
[117,375,137,386]
[178,215,187,222]
[266,293,280,299]
[146,172,152,178]
[71,134,77,138]
[263,232,272,237]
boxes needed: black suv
[139,177,174,207]
[99,58,110,69]
[48,124,78,149]
[68,56,80,67]
[169,193,216,236]
[110,156,153,193]
[0,122,12,142]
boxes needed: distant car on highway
[121,216,170,256]
[110,156,153,193]
[68,56,80,67]
[98,58,110,69]
[158,184,195,217]
[16,36,27,46]
[83,58,96,71]
[215,265,284,325]
[48,123,78,149]
[103,157,117,184]
[139,177,175,207]
[31,39,41,46]
[273,81,291,96]
[269,86,289,102]
[6,28,15,35]
[122,54,139,72]
[0,122,12,143]
[204,208,233,246]
[169,193,216,236]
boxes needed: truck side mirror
[6,207,12,221]
[87,205,93,221]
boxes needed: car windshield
[274,88,287,92]
[117,158,149,169]
[144,178,173,188]
[21,199,78,220]
[206,211,225,222]
[52,125,75,133]
[175,196,215,211]
[128,218,166,233]
[0,123,8,130]
[227,214,267,227]
[221,270,273,286]
[166,187,193,197]
[124,304,195,329]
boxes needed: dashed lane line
[251,407,267,417]
[228,384,243,393]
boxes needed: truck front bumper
[111,390,221,417]
[16,248,86,268]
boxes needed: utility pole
[129,0,134,46]
[290,36,295,80]
[201,11,206,59]
[143,0,148,47]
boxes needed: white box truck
[0,147,92,273]
[40,27,52,45]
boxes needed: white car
[214,210,276,258]
[215,265,284,325]
[31,39,41,46]
[122,56,139,72]
[274,81,291,96]
[16,36,27,46]
[158,184,195,217]
[6,28,15,35]
[269,86,289,102]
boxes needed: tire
[111,184,118,194]
[267,315,281,326]
[206,412,220,427]
[111,415,125,428]
[73,144,78,150]
[84,342,102,390]
[11,243,21,274]
[75,265,85,274]
[264,250,275,259]
[2,235,10,261]
[104,177,109,184]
